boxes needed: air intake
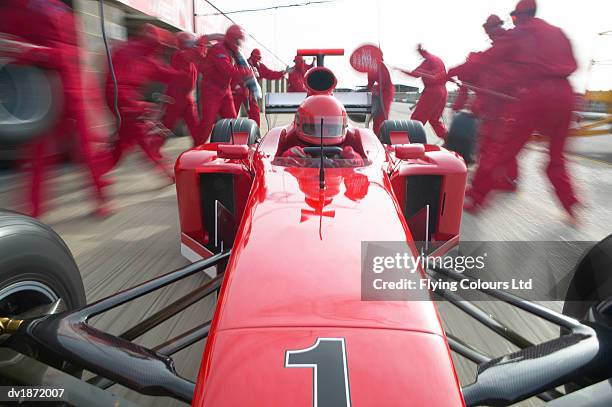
[305,67,337,96]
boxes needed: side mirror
[217,144,249,160]
[395,144,425,160]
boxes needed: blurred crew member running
[162,32,207,146]
[104,24,184,182]
[0,0,111,217]
[464,0,580,224]
[399,44,448,140]
[447,14,519,191]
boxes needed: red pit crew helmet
[250,48,262,62]
[176,32,196,50]
[295,95,348,146]
[224,24,246,53]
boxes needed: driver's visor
[301,116,346,139]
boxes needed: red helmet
[250,48,262,61]
[483,14,503,29]
[483,14,504,39]
[176,32,196,50]
[224,24,245,52]
[511,0,537,17]
[295,95,348,146]
[416,43,427,58]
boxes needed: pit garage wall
[73,0,128,138]
[112,0,195,32]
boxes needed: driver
[278,95,364,162]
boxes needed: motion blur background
[1,2,611,406]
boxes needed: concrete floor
[0,103,610,406]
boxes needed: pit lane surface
[0,102,610,406]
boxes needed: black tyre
[0,211,86,318]
[445,112,478,164]
[378,120,427,145]
[561,235,612,393]
[210,118,260,145]
[171,121,189,138]
[0,62,63,147]
[562,235,612,323]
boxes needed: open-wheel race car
[0,49,611,407]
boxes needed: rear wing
[265,92,372,114]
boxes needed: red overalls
[467,19,579,215]
[367,63,395,136]
[407,50,448,139]
[0,0,108,217]
[233,57,284,126]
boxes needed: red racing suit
[233,57,285,126]
[0,0,108,217]
[406,51,448,139]
[287,60,314,92]
[197,42,250,144]
[367,62,395,135]
[162,47,206,143]
[467,18,579,214]
[104,38,184,178]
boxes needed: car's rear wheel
[211,118,260,145]
[445,112,478,164]
[378,120,427,145]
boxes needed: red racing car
[0,50,611,407]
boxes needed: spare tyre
[378,119,427,145]
[445,112,478,164]
[0,60,63,146]
[210,118,260,145]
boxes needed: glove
[447,68,461,82]
[282,146,309,158]
[341,146,362,160]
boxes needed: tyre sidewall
[0,214,85,310]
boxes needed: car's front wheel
[0,211,85,319]
[562,234,612,324]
